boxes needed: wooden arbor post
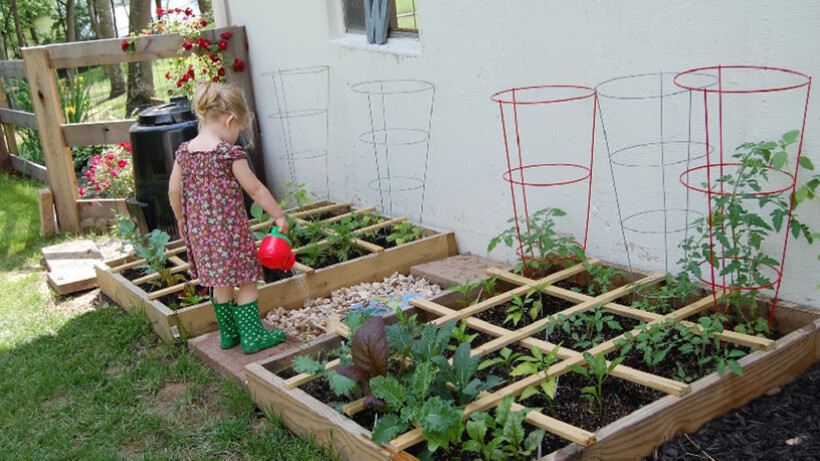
[22,47,81,232]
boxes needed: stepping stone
[188,325,306,387]
[42,239,103,295]
[410,253,510,288]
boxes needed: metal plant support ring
[493,85,598,272]
[674,65,812,322]
[352,80,435,223]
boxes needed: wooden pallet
[96,201,457,341]
[244,259,820,461]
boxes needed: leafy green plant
[58,74,91,124]
[297,243,329,268]
[574,260,623,296]
[448,320,478,351]
[280,182,320,209]
[451,279,480,307]
[478,347,521,377]
[503,284,547,327]
[678,130,818,327]
[630,273,692,315]
[616,315,747,383]
[288,218,327,249]
[387,221,423,245]
[370,340,500,453]
[117,216,180,287]
[510,345,562,415]
[489,207,581,276]
[464,396,546,461]
[170,284,208,310]
[291,354,358,397]
[675,315,746,381]
[250,202,273,239]
[569,351,623,415]
[333,316,390,407]
[543,306,624,350]
[477,276,499,300]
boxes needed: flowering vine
[121,8,245,99]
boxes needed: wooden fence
[0,25,262,233]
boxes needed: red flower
[184,7,193,16]
[202,67,208,73]
[218,40,228,51]
[165,71,172,79]
[111,170,118,177]
[232,58,245,72]
[200,19,208,27]
[118,160,128,168]
[209,53,221,63]
[217,66,226,76]
[199,39,211,49]
[156,7,164,16]
[181,74,189,82]
[121,142,132,152]
[78,188,85,196]
[121,40,129,52]
[212,76,220,82]
[177,80,184,88]
[174,8,181,13]
[182,41,194,50]
[188,69,195,78]
[220,31,234,40]
[95,184,103,191]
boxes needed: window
[342,0,419,35]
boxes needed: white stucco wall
[219,0,820,307]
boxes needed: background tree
[125,0,154,116]
[94,0,125,98]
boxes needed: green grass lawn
[0,172,334,460]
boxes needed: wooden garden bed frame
[96,200,457,341]
[245,259,820,461]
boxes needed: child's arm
[168,161,185,237]
[232,159,289,234]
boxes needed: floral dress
[175,141,262,287]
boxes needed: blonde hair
[192,81,252,130]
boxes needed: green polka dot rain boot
[231,300,286,354]
[212,298,241,349]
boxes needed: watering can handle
[268,226,293,247]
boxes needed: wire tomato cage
[674,65,812,323]
[492,85,597,275]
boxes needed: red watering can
[258,227,295,270]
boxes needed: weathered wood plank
[95,262,179,341]
[0,60,26,79]
[77,198,129,220]
[62,120,134,146]
[22,46,80,231]
[38,189,55,237]
[0,77,19,158]
[9,154,48,183]
[0,108,37,129]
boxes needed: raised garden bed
[96,200,457,341]
[244,259,820,461]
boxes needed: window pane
[343,0,366,32]
[395,0,418,31]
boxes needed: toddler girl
[169,81,288,354]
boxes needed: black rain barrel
[129,98,198,236]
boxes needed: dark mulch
[647,359,820,461]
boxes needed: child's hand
[274,215,289,235]
[177,218,186,239]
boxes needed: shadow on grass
[0,304,336,460]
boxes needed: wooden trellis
[11,26,261,232]
[244,258,820,461]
